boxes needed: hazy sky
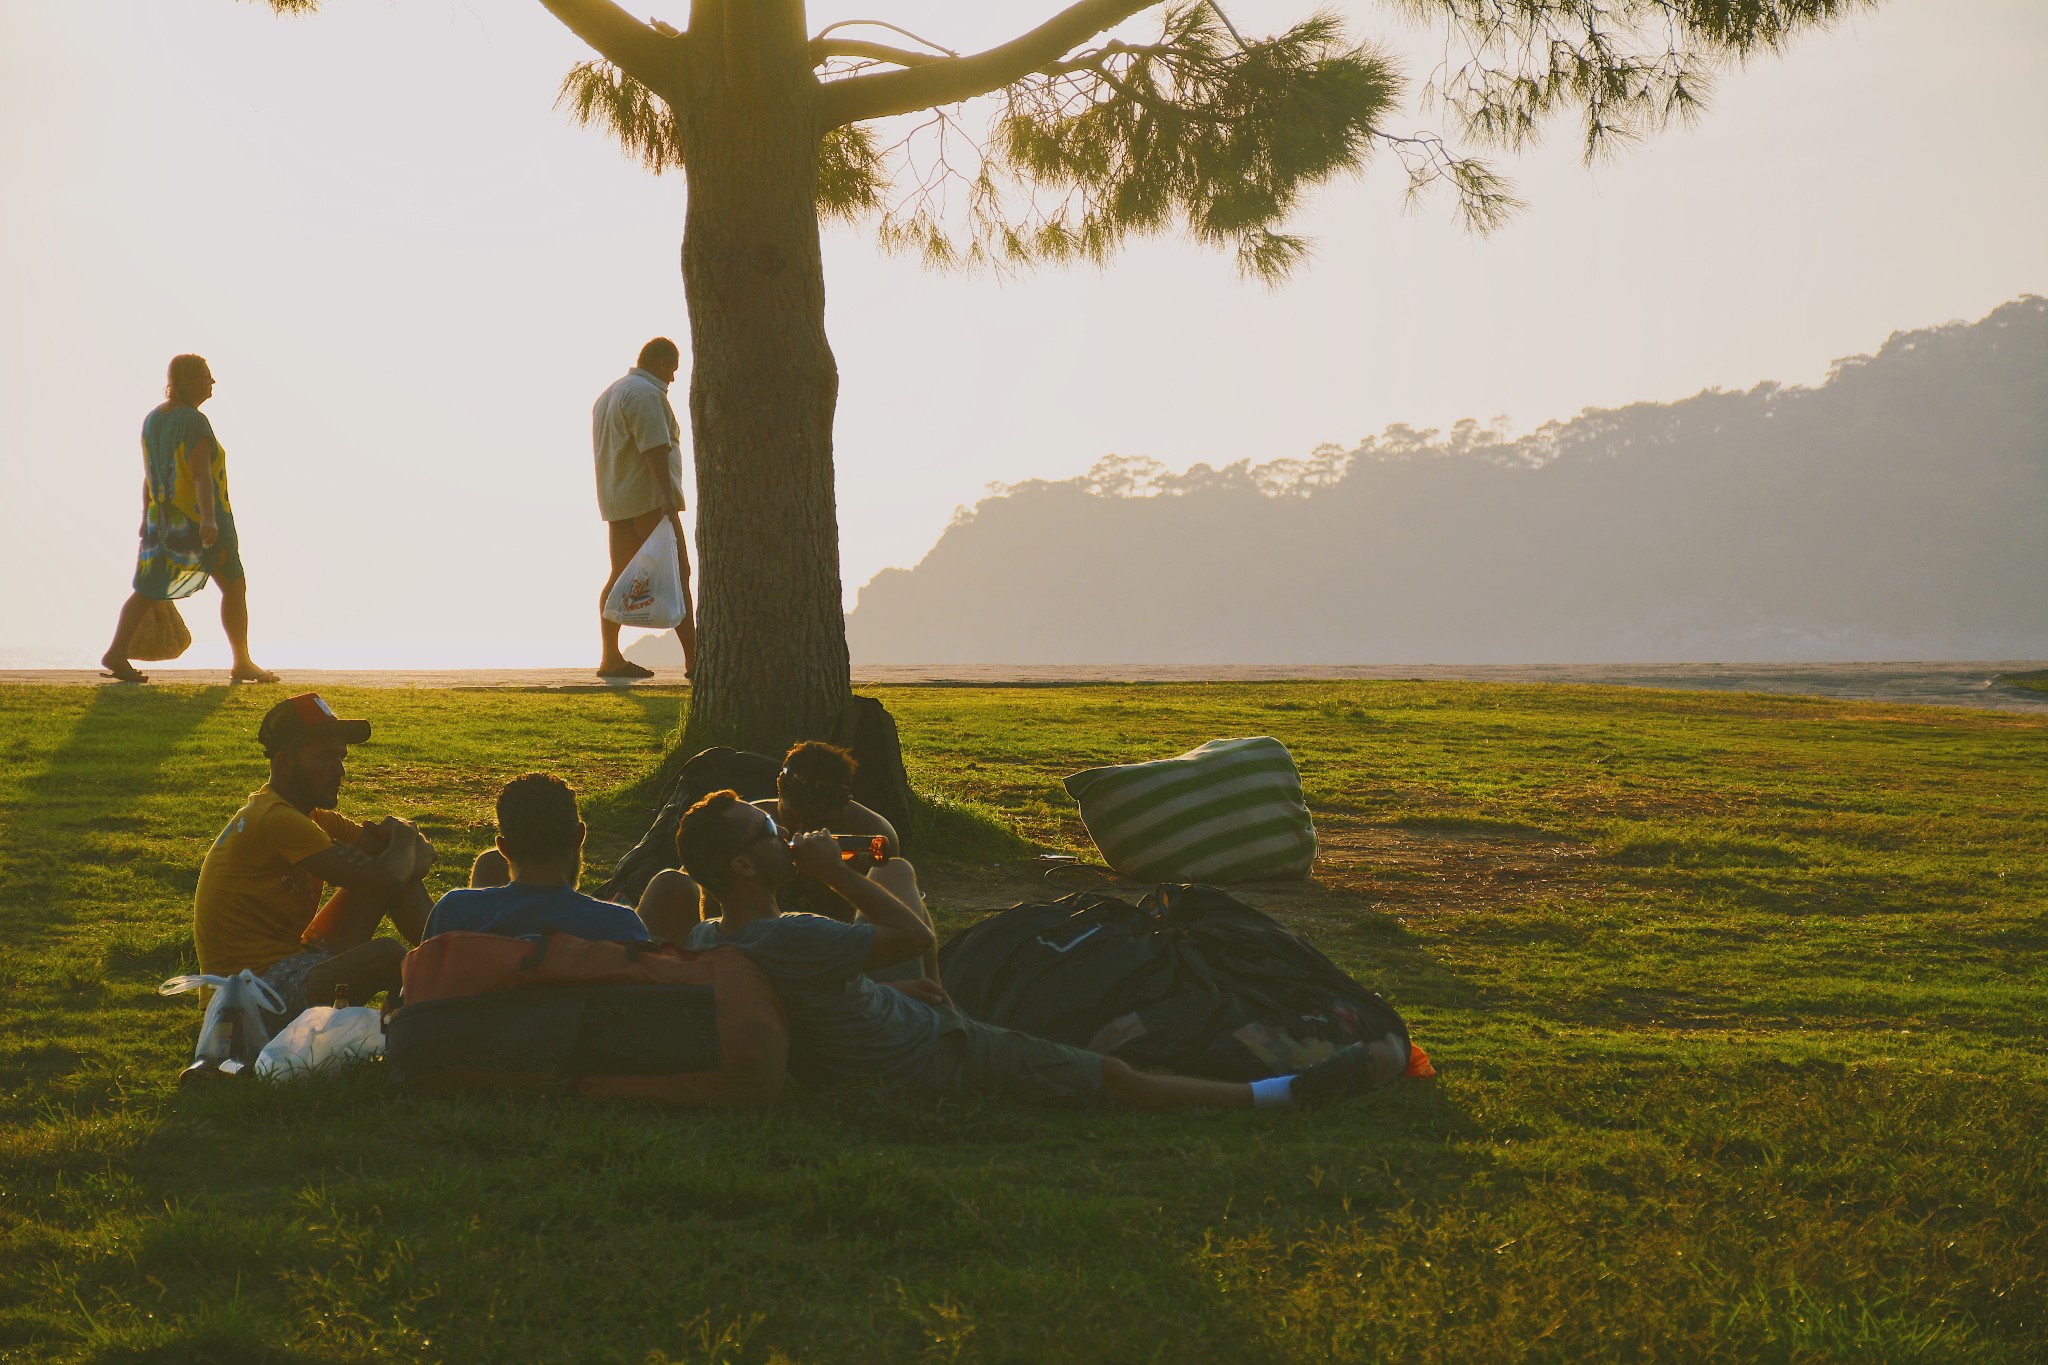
[2,0,2042,668]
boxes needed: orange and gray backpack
[384,931,788,1107]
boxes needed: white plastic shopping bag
[160,970,285,1081]
[602,518,689,629]
[254,1005,386,1080]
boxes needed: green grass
[1,680,2043,1363]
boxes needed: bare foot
[230,664,280,684]
[100,654,149,684]
[598,659,655,679]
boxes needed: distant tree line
[849,295,2047,663]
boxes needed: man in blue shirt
[678,791,1408,1110]
[426,774,651,943]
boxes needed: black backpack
[937,884,1409,1082]
[597,746,780,904]
[831,695,915,855]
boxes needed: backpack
[832,695,915,855]
[596,700,917,905]
[384,931,788,1107]
[597,746,781,905]
[937,884,1408,1082]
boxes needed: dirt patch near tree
[920,819,1597,931]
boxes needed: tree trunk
[673,0,849,757]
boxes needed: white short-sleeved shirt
[592,367,685,522]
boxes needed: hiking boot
[1290,1032,1410,1109]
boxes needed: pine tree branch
[819,0,1163,128]
[812,19,957,57]
[537,0,682,92]
[811,38,948,70]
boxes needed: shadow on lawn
[0,685,230,950]
[580,688,691,840]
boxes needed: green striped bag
[1063,737,1317,883]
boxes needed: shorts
[255,942,332,1023]
[916,1018,1107,1110]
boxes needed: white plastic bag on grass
[602,518,689,629]
[160,970,284,1076]
[254,1005,386,1080]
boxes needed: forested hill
[848,296,2048,664]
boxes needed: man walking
[594,337,696,680]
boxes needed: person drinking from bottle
[636,741,939,984]
[193,695,435,1020]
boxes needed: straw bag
[128,601,192,661]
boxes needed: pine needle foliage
[269,0,1879,280]
[1389,0,1877,158]
[559,60,683,174]
[555,61,886,223]
[878,5,1405,281]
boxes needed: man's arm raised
[788,831,933,974]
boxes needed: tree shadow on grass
[0,685,230,952]
[615,684,689,739]
[580,688,692,837]
[75,1310,335,1365]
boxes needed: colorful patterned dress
[134,405,239,600]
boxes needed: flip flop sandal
[100,664,150,683]
[231,667,281,684]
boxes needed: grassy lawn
[1,680,2042,1363]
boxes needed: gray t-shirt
[687,912,959,1091]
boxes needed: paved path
[5,662,2044,712]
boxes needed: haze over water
[2,0,2043,669]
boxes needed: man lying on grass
[430,773,652,943]
[677,791,1410,1111]
[194,694,434,1018]
[637,739,942,978]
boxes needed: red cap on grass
[258,693,371,755]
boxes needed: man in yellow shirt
[194,693,435,1018]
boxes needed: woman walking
[102,354,276,684]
